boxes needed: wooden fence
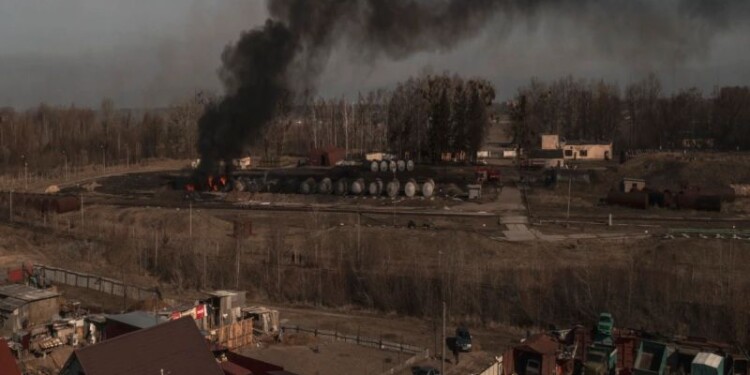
[217,319,254,350]
[34,265,159,301]
[477,358,504,375]
[282,325,425,355]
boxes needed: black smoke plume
[197,0,750,172]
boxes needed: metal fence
[34,265,158,301]
[281,325,426,355]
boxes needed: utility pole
[235,236,241,290]
[442,301,446,375]
[80,193,85,231]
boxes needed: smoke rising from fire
[197,0,750,171]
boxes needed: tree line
[509,74,750,152]
[0,96,204,177]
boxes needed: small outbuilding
[103,311,168,340]
[0,284,60,333]
[621,178,646,193]
[308,147,346,166]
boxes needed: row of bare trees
[509,75,750,152]
[0,96,205,177]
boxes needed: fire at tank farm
[175,151,492,202]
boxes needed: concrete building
[528,149,565,169]
[0,284,60,333]
[207,290,246,327]
[540,134,613,161]
[562,141,613,160]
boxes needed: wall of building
[28,297,59,326]
[541,135,560,150]
[563,144,612,160]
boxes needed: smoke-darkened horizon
[195,0,750,171]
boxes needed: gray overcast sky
[1,0,749,108]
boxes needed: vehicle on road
[455,327,472,352]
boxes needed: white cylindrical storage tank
[370,161,379,173]
[233,179,246,192]
[335,178,349,195]
[406,160,415,171]
[389,160,398,173]
[386,179,401,198]
[404,178,418,198]
[421,178,435,198]
[318,177,333,194]
[350,178,366,195]
[300,178,316,195]
[397,160,406,172]
[380,160,389,172]
[368,178,384,196]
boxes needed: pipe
[397,160,406,172]
[379,161,389,173]
[389,160,398,173]
[406,160,415,172]
[370,161,379,173]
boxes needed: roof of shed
[0,284,59,302]
[72,317,223,375]
[106,311,168,329]
[517,333,560,355]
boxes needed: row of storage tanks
[606,189,727,211]
[235,177,436,198]
[0,192,82,214]
[368,159,415,173]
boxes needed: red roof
[0,339,21,375]
[518,333,560,355]
[70,317,223,375]
[220,361,253,375]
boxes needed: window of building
[564,150,573,157]
[580,149,588,157]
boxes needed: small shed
[503,333,561,375]
[0,284,59,333]
[241,306,279,334]
[207,290,246,327]
[634,340,670,375]
[621,178,646,193]
[308,147,346,166]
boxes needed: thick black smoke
[197,0,750,172]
